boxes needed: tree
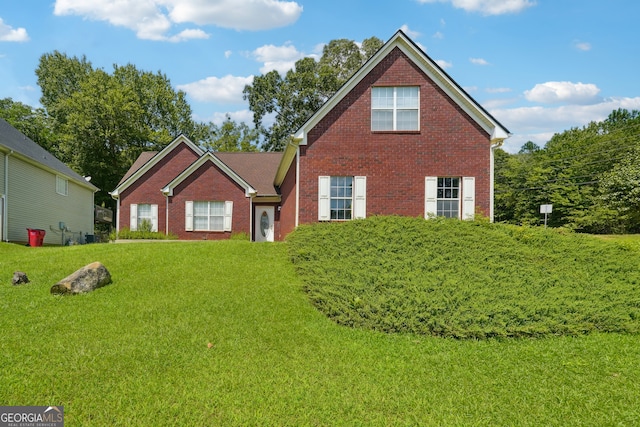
[518,140,541,154]
[200,115,259,152]
[598,148,640,232]
[35,51,204,208]
[495,109,640,232]
[244,36,383,151]
[0,98,59,154]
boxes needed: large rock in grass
[50,262,112,295]
[12,271,29,285]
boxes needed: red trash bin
[27,228,46,247]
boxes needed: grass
[287,216,640,338]
[1,228,640,425]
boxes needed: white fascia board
[274,135,302,186]
[113,134,204,197]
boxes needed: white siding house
[0,119,98,245]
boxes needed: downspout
[3,151,12,242]
[489,139,504,223]
[249,195,254,241]
[115,197,120,234]
[165,194,169,236]
[295,145,300,227]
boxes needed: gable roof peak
[293,30,510,144]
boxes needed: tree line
[495,109,640,233]
[0,37,383,209]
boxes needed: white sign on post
[540,204,552,227]
[540,204,553,214]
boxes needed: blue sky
[1,0,638,152]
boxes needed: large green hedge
[287,216,640,339]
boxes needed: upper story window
[56,176,68,196]
[371,86,419,131]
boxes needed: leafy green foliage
[35,51,206,208]
[287,216,640,339]
[0,98,59,154]
[244,36,383,151]
[200,114,259,152]
[110,227,177,240]
[496,109,640,233]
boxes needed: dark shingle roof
[0,118,98,190]
[215,152,283,196]
[118,151,158,185]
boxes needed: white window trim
[425,176,475,220]
[318,176,366,221]
[371,86,420,131]
[185,200,233,232]
[56,176,68,196]
[129,203,158,231]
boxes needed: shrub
[287,216,640,339]
[110,227,178,241]
[229,231,250,241]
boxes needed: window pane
[372,87,394,108]
[194,217,208,230]
[397,87,419,108]
[194,202,207,216]
[210,202,224,216]
[372,110,393,131]
[137,204,151,218]
[210,217,224,230]
[396,110,418,130]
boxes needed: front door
[254,206,274,242]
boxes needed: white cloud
[470,57,489,65]
[209,109,255,126]
[524,81,601,105]
[0,18,29,42]
[491,97,640,152]
[167,0,302,30]
[417,0,535,15]
[53,0,302,41]
[252,43,305,74]
[485,87,511,94]
[167,28,209,42]
[177,75,254,103]
[435,59,452,69]
[574,41,591,51]
[433,31,444,39]
[400,24,421,39]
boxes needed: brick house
[111,30,509,241]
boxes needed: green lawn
[1,237,639,426]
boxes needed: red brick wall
[296,47,490,225]
[277,158,297,240]
[119,143,200,233]
[168,161,250,240]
